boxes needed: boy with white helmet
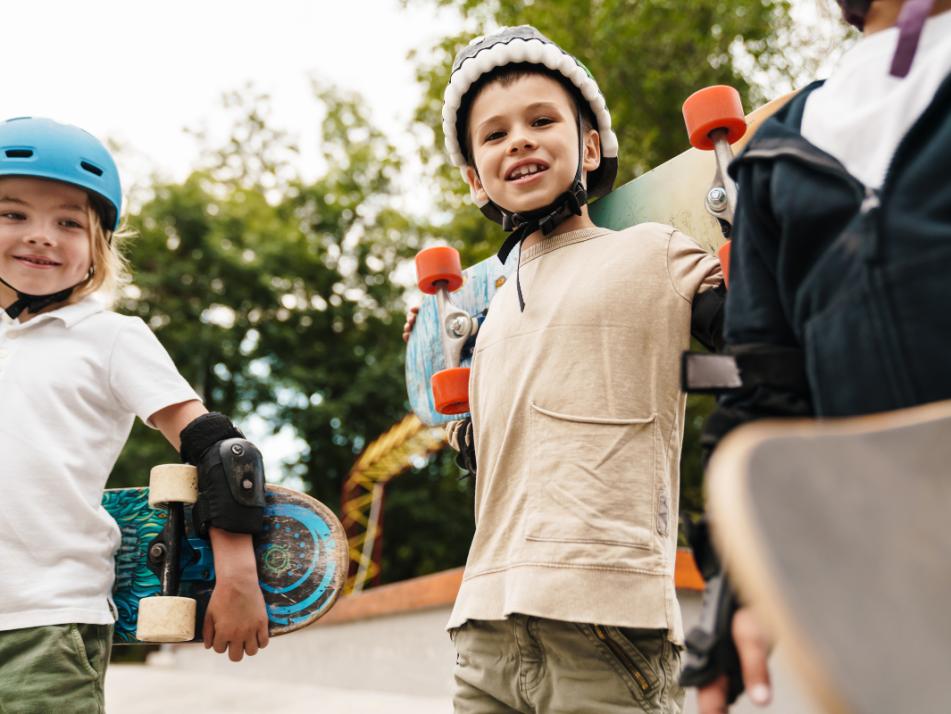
[0,118,269,711]
[431,26,724,712]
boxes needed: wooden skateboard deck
[705,400,951,713]
[106,483,348,644]
[590,91,793,251]
[406,91,793,426]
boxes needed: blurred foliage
[107,84,472,583]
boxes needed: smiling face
[464,73,601,218]
[0,177,93,306]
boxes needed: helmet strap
[890,0,935,77]
[494,113,589,312]
[0,267,93,320]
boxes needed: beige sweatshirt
[446,223,722,643]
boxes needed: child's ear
[464,165,489,205]
[582,128,601,174]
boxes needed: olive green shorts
[0,623,113,714]
[451,615,683,713]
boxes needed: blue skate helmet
[0,117,122,231]
[0,117,122,318]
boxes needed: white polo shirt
[0,295,200,630]
[802,9,951,189]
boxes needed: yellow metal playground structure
[340,414,446,594]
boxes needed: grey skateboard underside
[706,401,951,713]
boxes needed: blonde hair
[71,200,133,304]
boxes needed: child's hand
[402,306,420,343]
[203,529,269,661]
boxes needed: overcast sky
[5,0,463,192]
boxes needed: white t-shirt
[801,9,951,188]
[0,296,200,630]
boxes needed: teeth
[509,164,545,179]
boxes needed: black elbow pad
[180,412,266,536]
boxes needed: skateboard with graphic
[406,87,793,426]
[705,400,951,714]
[105,464,348,644]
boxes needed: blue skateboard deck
[405,246,519,426]
[105,483,348,644]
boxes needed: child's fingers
[213,635,229,655]
[402,306,420,343]
[733,609,772,706]
[258,623,270,650]
[202,611,214,649]
[227,639,244,662]
[696,674,730,714]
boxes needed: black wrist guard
[679,517,745,704]
[454,418,477,478]
[180,413,266,536]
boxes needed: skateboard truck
[415,245,473,415]
[682,85,748,286]
[136,464,201,643]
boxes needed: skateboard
[406,87,793,426]
[405,244,519,426]
[106,464,348,644]
[705,400,951,714]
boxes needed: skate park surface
[105,560,820,713]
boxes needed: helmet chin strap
[0,269,92,320]
[491,113,588,312]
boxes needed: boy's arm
[669,229,726,353]
[690,283,726,353]
[150,401,269,661]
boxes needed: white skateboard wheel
[148,464,198,507]
[135,595,196,643]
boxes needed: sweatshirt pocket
[527,402,658,549]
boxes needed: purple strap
[890,0,935,77]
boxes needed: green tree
[108,84,455,527]
[110,83,477,580]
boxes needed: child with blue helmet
[681,1,951,711]
[0,117,270,711]
[405,25,726,713]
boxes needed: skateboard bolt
[707,187,728,213]
[231,444,244,456]
[149,543,167,561]
[448,316,469,338]
[242,479,253,490]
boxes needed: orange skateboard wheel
[718,240,731,289]
[683,85,747,151]
[416,246,464,294]
[432,367,470,415]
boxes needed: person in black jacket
[683,1,951,711]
